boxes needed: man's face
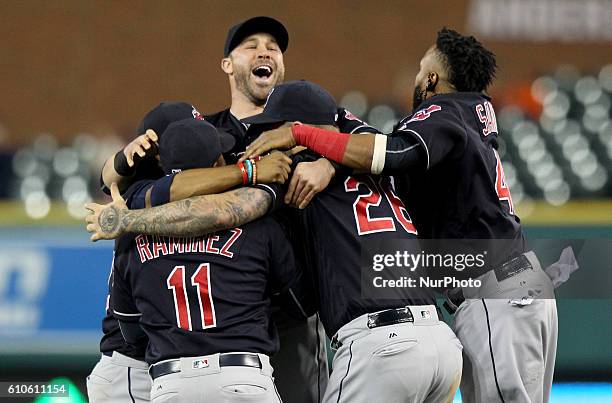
[227,33,285,105]
[412,46,440,111]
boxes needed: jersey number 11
[167,264,217,331]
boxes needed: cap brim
[218,129,236,153]
[227,17,289,56]
[241,112,286,126]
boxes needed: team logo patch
[192,107,204,120]
[192,358,209,369]
[406,104,442,124]
[343,110,364,123]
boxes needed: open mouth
[251,65,274,83]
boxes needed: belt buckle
[150,359,181,380]
[494,255,532,282]
[367,307,413,329]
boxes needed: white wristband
[371,134,387,174]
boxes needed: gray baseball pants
[453,252,558,403]
[323,305,463,403]
[149,353,281,403]
[87,351,151,403]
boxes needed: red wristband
[237,162,248,185]
[291,124,350,163]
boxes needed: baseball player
[86,80,464,403]
[112,118,314,402]
[241,29,558,403]
[97,17,366,402]
[243,80,463,403]
[88,102,203,403]
[87,260,150,403]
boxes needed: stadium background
[0,1,610,401]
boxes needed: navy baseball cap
[159,119,235,174]
[242,80,338,126]
[224,16,289,57]
[137,102,204,137]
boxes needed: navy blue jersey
[205,108,249,164]
[129,108,377,210]
[259,117,415,337]
[336,108,377,134]
[301,174,434,337]
[265,167,435,337]
[99,256,147,359]
[98,182,152,358]
[387,92,525,263]
[111,216,307,365]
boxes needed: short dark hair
[435,27,497,93]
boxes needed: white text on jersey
[134,229,243,263]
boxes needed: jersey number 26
[345,176,417,236]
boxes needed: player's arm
[241,124,377,171]
[111,245,146,344]
[132,152,291,208]
[283,109,381,209]
[85,183,277,241]
[101,130,159,194]
[241,125,426,174]
[241,108,464,175]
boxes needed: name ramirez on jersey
[134,230,243,263]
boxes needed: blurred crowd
[4,64,612,220]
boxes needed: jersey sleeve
[123,174,175,209]
[147,175,174,207]
[332,108,381,175]
[111,241,141,324]
[253,183,286,214]
[336,108,382,134]
[390,102,466,171]
[123,179,155,209]
[101,156,164,195]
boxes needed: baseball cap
[224,16,289,57]
[159,119,235,174]
[242,80,338,126]
[137,102,204,137]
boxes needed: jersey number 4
[167,264,216,331]
[345,176,417,236]
[493,149,514,215]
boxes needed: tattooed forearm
[121,187,272,237]
[222,187,271,229]
[98,205,121,234]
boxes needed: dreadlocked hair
[435,27,497,93]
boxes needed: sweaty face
[229,33,285,105]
